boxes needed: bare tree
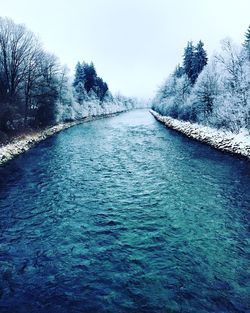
[0,17,65,133]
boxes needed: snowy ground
[150,110,250,160]
[0,112,124,166]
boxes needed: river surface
[0,110,249,313]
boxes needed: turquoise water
[0,110,249,312]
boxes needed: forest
[152,26,250,134]
[1,16,249,146]
[0,17,136,144]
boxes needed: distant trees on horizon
[152,25,250,134]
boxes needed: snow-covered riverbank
[150,110,250,159]
[0,112,124,166]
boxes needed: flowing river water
[0,110,249,313]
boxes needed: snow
[0,111,124,166]
[150,110,250,159]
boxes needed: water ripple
[0,110,249,313]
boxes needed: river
[0,110,249,313]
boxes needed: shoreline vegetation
[2,108,250,166]
[0,17,143,150]
[152,27,250,160]
[0,111,125,166]
[150,110,250,160]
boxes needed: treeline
[0,17,136,144]
[152,26,250,133]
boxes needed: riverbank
[150,110,250,160]
[0,112,124,166]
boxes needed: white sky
[1,0,249,98]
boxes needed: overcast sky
[1,0,249,98]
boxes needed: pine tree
[83,62,97,93]
[73,61,109,102]
[192,40,208,83]
[243,25,250,59]
[173,64,184,78]
[183,41,195,83]
[73,62,85,87]
[74,82,88,104]
[183,41,208,85]
[94,77,108,101]
[244,25,250,46]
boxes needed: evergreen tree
[83,62,97,93]
[94,77,108,101]
[74,82,88,104]
[73,61,109,102]
[243,25,250,59]
[73,62,85,87]
[183,41,208,85]
[173,64,184,78]
[191,41,208,83]
[244,25,250,46]
[183,41,195,83]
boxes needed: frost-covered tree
[214,39,250,132]
[190,61,219,123]
[0,17,66,133]
[74,82,88,104]
[73,62,85,88]
[72,61,109,102]
[173,64,184,78]
[152,34,250,134]
[34,52,61,126]
[216,39,248,106]
[152,73,191,119]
